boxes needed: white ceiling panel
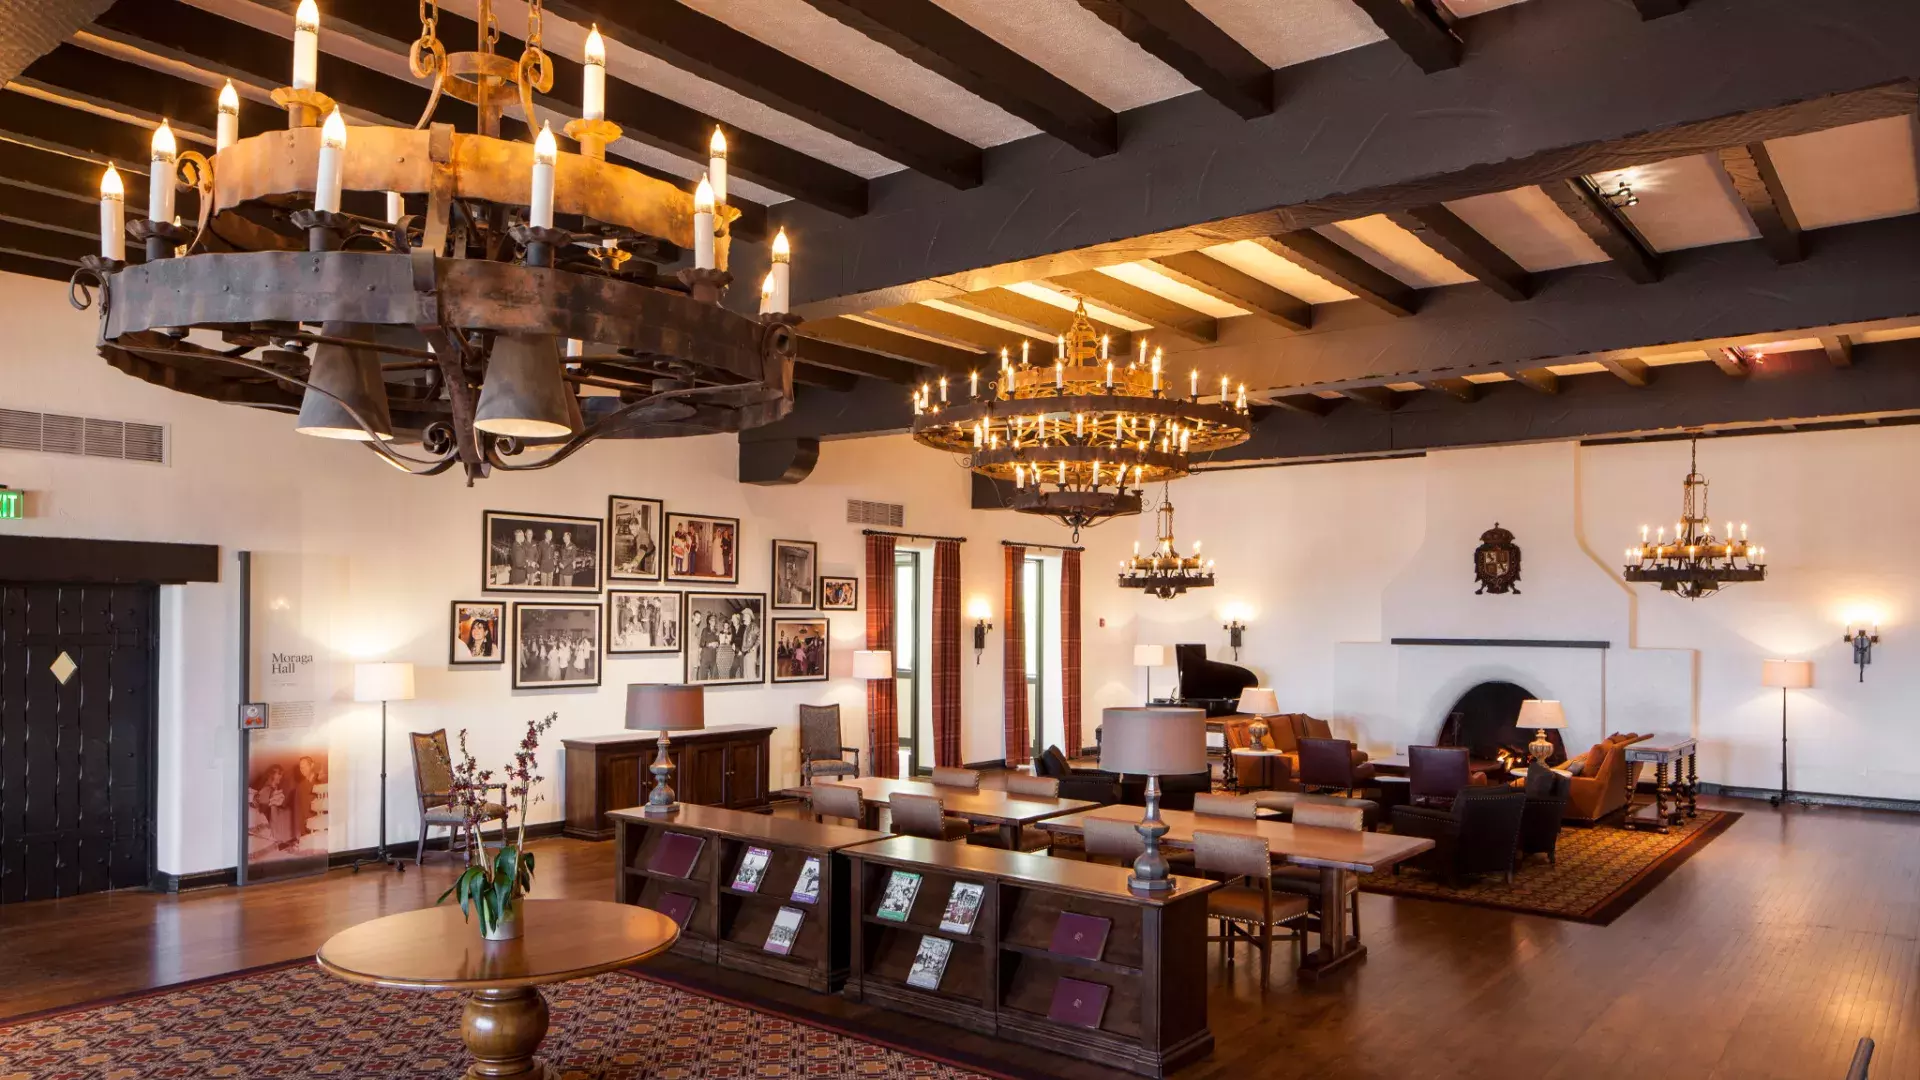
[1318,215,1475,288]
[1200,240,1354,304]
[1765,116,1920,230]
[1185,0,1383,69]
[1097,264,1247,318]
[1444,187,1608,271]
[1003,282,1152,332]
[930,0,1192,112]
[1590,156,1757,252]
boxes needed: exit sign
[0,489,20,519]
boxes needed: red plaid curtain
[1062,549,1083,754]
[1003,544,1030,766]
[865,533,899,778]
[931,540,962,768]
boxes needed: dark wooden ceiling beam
[1271,394,1335,416]
[1512,368,1560,394]
[0,184,109,239]
[1073,0,1273,119]
[1047,270,1219,343]
[1715,143,1803,264]
[800,318,981,374]
[0,140,128,198]
[1423,377,1480,402]
[794,338,923,385]
[0,249,76,280]
[1821,334,1854,367]
[1386,204,1531,301]
[1339,386,1402,410]
[0,219,96,264]
[0,89,155,171]
[795,0,1116,159]
[1543,177,1662,284]
[1349,0,1461,74]
[1597,357,1652,387]
[1708,348,1753,377]
[1633,0,1687,18]
[937,289,1135,351]
[793,363,859,392]
[1257,232,1418,317]
[545,0,981,189]
[1143,251,1311,330]
[20,43,281,149]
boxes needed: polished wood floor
[3,797,1914,1080]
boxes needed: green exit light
[0,489,21,519]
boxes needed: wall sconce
[968,597,992,665]
[1223,619,1247,660]
[1844,623,1879,681]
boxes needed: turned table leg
[462,986,551,1079]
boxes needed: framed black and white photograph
[819,576,859,611]
[771,617,830,683]
[449,600,506,665]
[607,495,663,582]
[512,603,602,689]
[771,540,818,609]
[607,589,681,655]
[483,511,601,593]
[666,512,740,585]
[683,592,765,686]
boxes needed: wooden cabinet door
[680,743,729,806]
[722,737,768,808]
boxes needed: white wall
[0,272,1135,874]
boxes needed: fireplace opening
[1436,681,1567,766]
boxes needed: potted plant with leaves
[438,713,557,941]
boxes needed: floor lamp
[1134,644,1170,704]
[352,661,415,872]
[1761,659,1813,809]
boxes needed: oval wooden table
[316,899,678,1079]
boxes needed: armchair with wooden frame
[798,704,860,784]
[408,729,508,866]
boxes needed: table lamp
[625,683,705,815]
[1237,687,1279,750]
[1761,659,1813,809]
[1133,644,1170,703]
[1517,699,1566,764]
[353,661,415,872]
[1100,706,1207,893]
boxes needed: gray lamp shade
[1517,699,1566,729]
[474,334,577,439]
[294,322,393,441]
[1099,707,1207,776]
[625,683,706,733]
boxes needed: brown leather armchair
[1391,787,1528,885]
[1563,733,1651,824]
[1518,767,1571,862]
[1036,745,1209,810]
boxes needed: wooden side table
[1623,735,1699,833]
[1230,749,1292,793]
[317,899,677,1079]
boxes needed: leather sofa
[1036,746,1209,811]
[1560,732,1652,823]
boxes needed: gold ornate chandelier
[71,0,798,484]
[909,301,1251,537]
[1117,492,1215,599]
[1622,436,1767,599]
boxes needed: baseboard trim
[150,821,570,892]
[1702,783,1920,814]
[151,867,238,893]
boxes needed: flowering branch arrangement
[437,713,557,938]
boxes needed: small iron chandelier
[1622,436,1766,599]
[1118,490,1215,600]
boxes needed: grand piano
[1165,644,1258,717]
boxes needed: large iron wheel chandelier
[909,301,1251,538]
[1622,436,1767,599]
[69,0,799,484]
[1117,489,1215,599]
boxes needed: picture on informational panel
[244,704,332,882]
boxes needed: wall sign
[0,488,22,519]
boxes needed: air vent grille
[0,408,168,464]
[846,499,904,527]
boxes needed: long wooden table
[1037,806,1433,979]
[786,777,1098,850]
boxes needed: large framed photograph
[607,589,682,654]
[607,495,663,582]
[771,617,830,683]
[666,512,740,585]
[820,576,859,611]
[512,603,602,689]
[771,540,818,610]
[484,511,602,593]
[683,592,766,686]
[450,600,506,665]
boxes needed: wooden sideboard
[563,724,774,840]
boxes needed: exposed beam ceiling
[1257,232,1417,317]
[19,43,280,147]
[1542,177,1662,284]
[935,288,1134,352]
[1271,394,1335,417]
[1340,386,1402,410]
[1715,143,1803,264]
[793,363,859,392]
[0,88,154,169]
[1512,368,1561,395]
[860,304,1030,355]
[1822,335,1854,367]
[800,318,980,374]
[1598,358,1653,387]
[1349,0,1461,74]
[0,139,135,197]
[794,339,923,385]
[1707,348,1753,377]
[0,218,92,263]
[1072,0,1272,119]
[1385,204,1531,301]
[0,183,106,238]
[1048,270,1219,343]
[1142,251,1311,330]
[1423,378,1480,403]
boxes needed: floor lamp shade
[852,650,893,680]
[353,662,415,702]
[624,684,705,732]
[1099,708,1208,776]
[1133,644,1170,668]
[1762,659,1813,689]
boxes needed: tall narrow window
[1023,555,1045,763]
[895,551,923,776]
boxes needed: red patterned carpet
[0,962,1008,1079]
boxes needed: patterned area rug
[1359,809,1739,924]
[0,962,1008,1079]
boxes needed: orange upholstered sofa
[1558,732,1652,823]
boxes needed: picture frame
[770,539,819,610]
[665,512,741,585]
[607,589,683,655]
[607,495,664,582]
[482,511,602,594]
[511,603,603,689]
[449,600,507,665]
[682,592,766,686]
[771,616,830,683]
[819,576,859,611]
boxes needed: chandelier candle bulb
[1106,361,1114,388]
[312,108,346,214]
[147,121,177,223]
[768,227,791,313]
[1056,361,1064,389]
[758,271,775,314]
[691,176,716,269]
[1076,412,1084,438]
[1101,335,1110,360]
[216,81,239,152]
[1190,369,1198,398]
[1057,334,1065,359]
[970,370,978,398]
[582,25,606,120]
[292,0,319,91]
[1022,340,1030,367]
[1151,351,1161,391]
[529,123,558,229]
[1221,375,1229,401]
[385,191,406,224]
[939,376,948,404]
[709,128,728,206]
[98,166,126,261]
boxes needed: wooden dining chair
[1192,792,1260,819]
[1004,773,1059,799]
[409,729,506,866]
[1082,816,1147,866]
[1273,799,1366,947]
[889,792,971,841]
[1193,829,1310,989]
[810,781,864,826]
[930,766,982,792]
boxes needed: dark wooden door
[0,584,156,903]
[723,738,766,809]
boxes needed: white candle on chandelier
[1132,464,1142,486]
[98,165,125,261]
[582,25,607,120]
[1105,361,1114,388]
[292,0,320,91]
[1015,465,1026,489]
[1180,427,1190,452]
[758,271,775,315]
[1236,383,1247,409]
[148,120,177,223]
[385,191,407,224]
[1220,375,1229,402]
[1150,349,1161,391]
[1056,334,1065,361]
[939,376,948,404]
[709,128,729,206]
[1092,460,1101,487]
[1021,339,1030,367]
[1190,369,1198,398]
[1101,334,1110,361]
[969,370,979,399]
[313,108,346,213]
[691,176,716,269]
[1075,412,1084,438]
[1058,460,1067,485]
[1138,339,1147,368]
[529,122,558,229]
[1741,522,1748,539]
[216,80,240,152]
[1055,361,1064,389]
[769,227,792,312]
